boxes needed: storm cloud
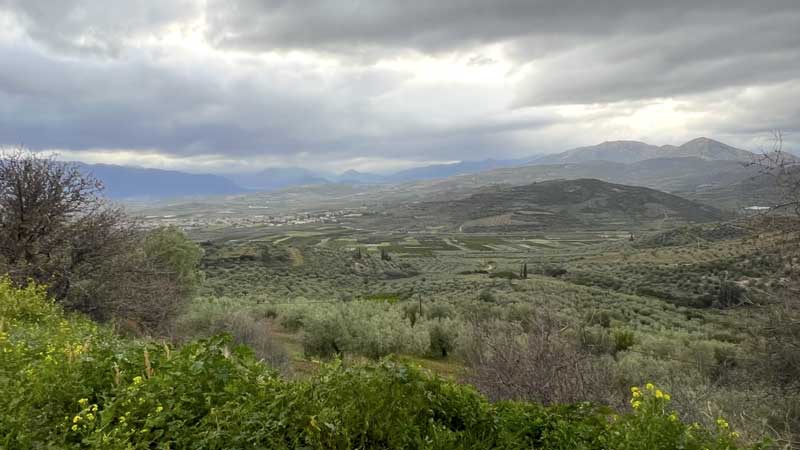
[0,0,797,172]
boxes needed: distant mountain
[373,179,724,232]
[384,159,524,182]
[223,158,532,190]
[227,167,329,191]
[77,163,245,199]
[406,157,757,200]
[331,170,387,184]
[533,137,755,164]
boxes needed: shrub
[428,320,459,358]
[542,266,568,277]
[614,328,636,353]
[425,302,455,320]
[301,302,427,359]
[716,281,745,307]
[176,301,290,372]
[489,270,520,280]
[464,318,622,406]
[478,288,496,303]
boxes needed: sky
[0,0,798,174]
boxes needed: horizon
[1,1,797,174]
[40,135,780,177]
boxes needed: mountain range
[531,137,755,164]
[77,137,763,200]
[76,163,244,199]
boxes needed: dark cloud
[0,0,797,170]
[204,1,797,55]
[0,0,198,56]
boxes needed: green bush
[478,288,497,303]
[300,302,428,359]
[428,320,460,358]
[614,329,636,353]
[176,299,290,372]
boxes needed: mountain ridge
[532,137,755,165]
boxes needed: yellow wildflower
[716,418,729,429]
[78,398,89,407]
[86,413,95,421]
[732,431,740,439]
[663,393,671,401]
[72,415,81,423]
[632,391,641,398]
[71,425,78,431]
[655,390,664,399]
[630,386,640,394]
[156,406,164,413]
[668,413,678,422]
[645,383,655,391]
[631,400,642,409]
[132,376,143,385]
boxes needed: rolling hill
[371,179,724,232]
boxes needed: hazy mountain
[331,170,387,184]
[404,157,757,201]
[384,159,525,182]
[227,167,329,191]
[77,163,245,199]
[532,137,755,164]
[372,178,724,232]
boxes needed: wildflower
[71,425,78,431]
[155,406,163,413]
[631,400,642,409]
[73,415,81,423]
[655,389,664,399]
[78,398,89,407]
[716,418,729,429]
[632,391,642,398]
[645,383,655,391]
[668,413,678,422]
[132,376,143,385]
[91,404,98,412]
[630,386,640,394]
[86,413,95,421]
[119,416,126,424]
[663,393,671,401]
[732,431,740,439]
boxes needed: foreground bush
[0,279,763,449]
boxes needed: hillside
[375,179,724,232]
[533,137,755,165]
